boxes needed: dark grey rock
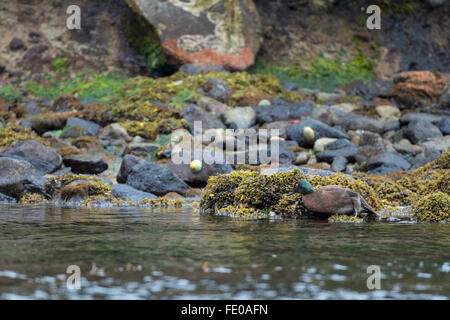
[332,110,384,133]
[404,119,443,144]
[0,192,17,203]
[9,37,24,50]
[63,157,108,174]
[126,162,190,196]
[366,152,411,173]
[316,141,358,163]
[24,100,41,116]
[201,78,231,102]
[437,117,450,135]
[331,156,348,172]
[181,104,225,134]
[66,117,101,136]
[287,118,349,147]
[0,157,45,199]
[124,142,159,157]
[400,113,444,125]
[179,63,228,74]
[281,82,299,91]
[1,140,61,174]
[253,101,314,123]
[117,155,147,184]
[167,149,233,186]
[111,184,157,202]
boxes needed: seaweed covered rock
[0,126,47,149]
[200,168,383,217]
[389,71,447,108]
[413,192,450,222]
[126,0,262,71]
[44,173,108,199]
[30,112,73,135]
[61,181,111,202]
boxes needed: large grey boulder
[1,140,61,174]
[126,0,262,70]
[126,162,190,196]
[0,157,46,199]
[111,184,157,202]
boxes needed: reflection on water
[0,204,449,299]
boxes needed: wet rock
[0,192,16,203]
[66,117,101,136]
[179,63,228,74]
[99,123,132,145]
[9,37,24,51]
[404,119,443,144]
[168,149,233,186]
[316,139,358,163]
[400,112,444,125]
[330,110,384,134]
[117,154,147,184]
[124,142,159,158]
[181,104,225,134]
[222,107,255,129]
[355,131,390,165]
[111,184,157,202]
[437,117,450,135]
[126,162,190,196]
[287,118,348,147]
[0,157,45,199]
[331,156,347,172]
[263,121,292,138]
[420,135,450,153]
[1,140,62,174]
[393,139,424,156]
[253,101,313,123]
[30,112,71,135]
[366,152,411,173]
[389,71,447,108]
[201,78,231,102]
[382,118,400,132]
[127,0,262,71]
[63,156,108,174]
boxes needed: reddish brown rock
[389,71,447,108]
[126,0,262,71]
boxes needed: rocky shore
[0,0,448,223]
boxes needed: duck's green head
[292,179,315,195]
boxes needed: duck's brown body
[302,185,377,217]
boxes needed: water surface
[0,205,449,299]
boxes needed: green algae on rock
[0,126,48,149]
[413,192,450,223]
[200,169,384,218]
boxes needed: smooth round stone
[258,99,271,106]
[190,160,202,174]
[303,126,315,142]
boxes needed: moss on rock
[413,192,450,222]
[0,126,48,149]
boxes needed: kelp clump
[413,192,450,222]
[373,181,413,206]
[19,193,47,204]
[116,71,307,110]
[0,126,47,149]
[328,214,363,224]
[45,173,106,197]
[200,169,383,218]
[61,181,111,202]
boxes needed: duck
[290,179,378,217]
